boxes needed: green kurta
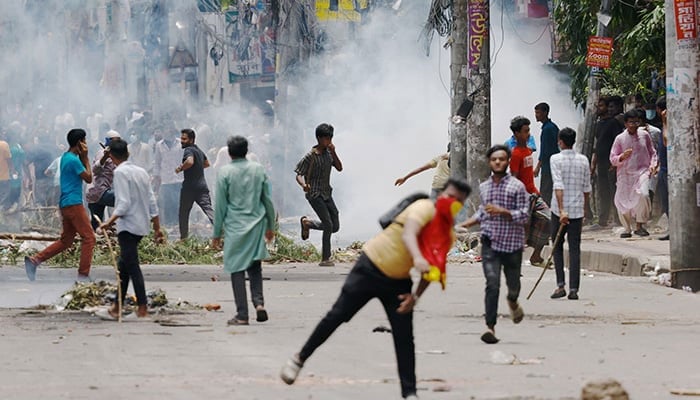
[213,159,276,274]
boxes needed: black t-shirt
[182,144,208,190]
[594,116,624,165]
[25,147,55,181]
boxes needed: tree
[553,0,665,105]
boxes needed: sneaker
[480,329,499,344]
[633,228,649,237]
[620,232,632,238]
[24,256,37,281]
[280,355,304,385]
[300,216,310,241]
[568,290,579,300]
[550,287,567,299]
[318,260,335,267]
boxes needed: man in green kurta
[212,136,276,326]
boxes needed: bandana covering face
[417,196,463,289]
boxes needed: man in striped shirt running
[462,145,530,344]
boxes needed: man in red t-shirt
[509,116,548,266]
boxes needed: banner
[674,0,698,43]
[468,0,488,69]
[585,36,613,69]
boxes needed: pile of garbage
[55,281,198,312]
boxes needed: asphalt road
[0,261,698,400]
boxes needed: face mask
[104,137,112,147]
[129,134,138,143]
[645,110,656,120]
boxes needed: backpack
[378,192,430,229]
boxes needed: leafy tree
[553,0,665,106]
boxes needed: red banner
[585,36,613,69]
[674,0,697,41]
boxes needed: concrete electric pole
[666,0,700,291]
[450,0,491,204]
[580,0,615,160]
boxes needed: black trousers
[306,195,340,261]
[117,231,146,306]
[230,260,264,321]
[179,187,214,239]
[298,254,416,398]
[596,164,617,226]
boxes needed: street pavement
[1,237,698,400]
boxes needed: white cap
[106,130,121,139]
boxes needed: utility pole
[580,0,615,160]
[450,0,468,181]
[451,0,491,205]
[666,0,700,291]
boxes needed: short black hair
[509,116,531,133]
[109,138,129,160]
[558,127,576,148]
[66,128,87,147]
[623,109,641,122]
[315,123,334,139]
[227,135,248,158]
[181,128,196,141]
[444,177,471,198]
[608,95,624,109]
[534,102,550,114]
[486,144,511,160]
[656,96,667,111]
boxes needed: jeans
[117,231,146,306]
[596,164,617,225]
[179,186,214,239]
[306,195,340,261]
[230,260,264,321]
[481,236,522,328]
[159,182,182,226]
[33,204,96,277]
[551,214,582,291]
[88,189,115,230]
[299,254,416,398]
[657,168,669,216]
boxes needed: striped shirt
[550,149,591,219]
[473,173,530,253]
[294,146,334,200]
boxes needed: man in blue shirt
[25,129,96,281]
[533,102,560,206]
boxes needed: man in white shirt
[97,140,164,320]
[549,128,591,300]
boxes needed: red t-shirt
[510,145,539,195]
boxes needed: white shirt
[153,139,183,185]
[112,161,159,236]
[550,149,592,219]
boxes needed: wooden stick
[94,216,122,323]
[0,233,60,241]
[527,223,566,300]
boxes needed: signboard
[674,0,698,43]
[468,0,488,69]
[585,36,614,69]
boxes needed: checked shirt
[550,149,591,219]
[474,173,530,253]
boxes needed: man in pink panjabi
[609,110,657,238]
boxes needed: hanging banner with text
[674,0,698,45]
[468,0,488,69]
[585,36,614,69]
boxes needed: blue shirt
[538,119,560,173]
[59,152,86,208]
[505,135,537,152]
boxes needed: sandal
[227,318,249,326]
[510,303,524,324]
[256,308,268,322]
[480,329,499,344]
[300,217,310,241]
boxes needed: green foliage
[553,0,666,105]
[267,232,321,263]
